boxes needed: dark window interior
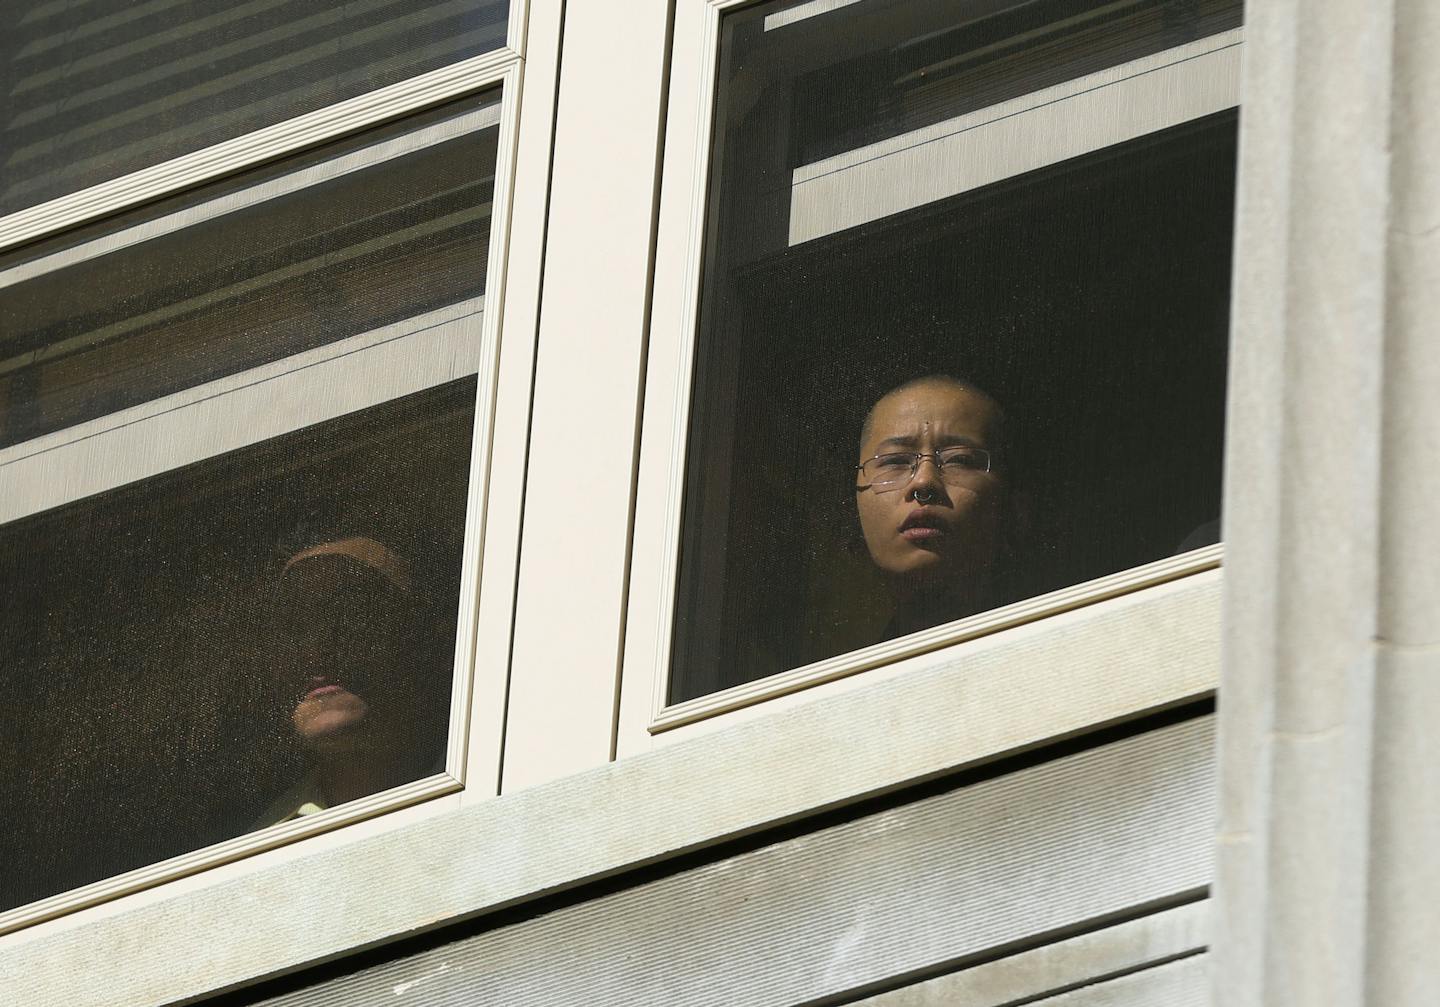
[669,0,1239,703]
[0,379,475,912]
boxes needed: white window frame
[527,0,1240,768]
[497,0,1239,794]
[0,2,530,250]
[0,0,543,940]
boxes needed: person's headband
[280,536,412,593]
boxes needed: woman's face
[271,547,415,753]
[855,380,1007,592]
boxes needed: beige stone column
[1214,0,1440,1004]
[1366,0,1440,1001]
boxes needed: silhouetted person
[253,536,449,828]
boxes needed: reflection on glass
[0,0,509,214]
[0,379,475,912]
[780,0,1241,166]
[669,0,1240,703]
[0,95,498,448]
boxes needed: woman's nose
[906,456,945,499]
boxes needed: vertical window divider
[649,0,729,723]
[450,59,526,798]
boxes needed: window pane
[0,378,475,913]
[0,0,509,215]
[0,93,497,449]
[669,0,1240,703]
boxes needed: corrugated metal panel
[1033,955,1208,1006]
[235,715,1214,1007]
[853,901,1207,1006]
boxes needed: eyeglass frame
[855,447,995,493]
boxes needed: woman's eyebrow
[874,435,920,450]
[874,433,983,450]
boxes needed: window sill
[1,569,1218,1007]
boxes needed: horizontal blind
[0,0,509,215]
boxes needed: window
[5,1,1265,1001]
[0,377,476,911]
[0,0,528,932]
[0,0,509,215]
[615,0,1240,746]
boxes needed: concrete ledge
[0,573,1217,1007]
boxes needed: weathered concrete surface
[1215,0,1440,1004]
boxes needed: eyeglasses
[855,447,993,492]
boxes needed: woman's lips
[901,525,945,541]
[301,680,347,700]
[900,509,947,541]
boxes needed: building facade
[1,0,1437,1004]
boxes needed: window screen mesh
[669,0,1240,703]
[0,378,476,913]
[0,0,509,215]
[0,94,497,448]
